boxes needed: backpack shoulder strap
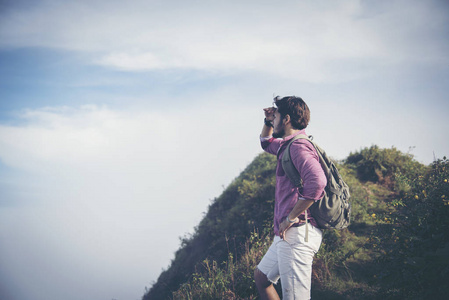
[281,134,311,188]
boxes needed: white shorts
[257,225,322,300]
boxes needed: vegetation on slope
[143,146,449,300]
[144,153,278,300]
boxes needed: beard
[272,127,285,139]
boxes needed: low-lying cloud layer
[0,104,262,300]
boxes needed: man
[254,96,327,300]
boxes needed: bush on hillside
[172,230,272,300]
[373,157,449,298]
[346,146,426,189]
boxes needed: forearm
[261,123,273,138]
[261,107,275,137]
[287,199,314,222]
[279,198,315,239]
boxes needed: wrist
[286,215,298,223]
[264,118,274,127]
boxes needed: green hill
[143,146,449,300]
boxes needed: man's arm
[261,107,275,137]
[260,107,281,155]
[278,142,327,240]
[279,199,314,240]
[292,142,327,201]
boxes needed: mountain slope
[144,152,277,300]
[143,146,449,300]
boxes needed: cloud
[0,104,263,211]
[1,105,172,167]
[1,0,447,83]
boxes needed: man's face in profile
[272,109,285,138]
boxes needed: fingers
[279,225,287,240]
[280,230,287,241]
[263,107,276,120]
[279,220,291,240]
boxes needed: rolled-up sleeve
[260,136,281,156]
[290,141,327,201]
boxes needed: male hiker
[254,96,327,300]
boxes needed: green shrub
[346,146,426,189]
[172,230,272,300]
[374,157,449,298]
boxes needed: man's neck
[282,128,300,139]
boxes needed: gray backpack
[281,135,351,230]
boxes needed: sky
[0,0,448,299]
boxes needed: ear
[283,114,291,125]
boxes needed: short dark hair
[274,96,310,130]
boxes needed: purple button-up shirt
[261,130,327,236]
